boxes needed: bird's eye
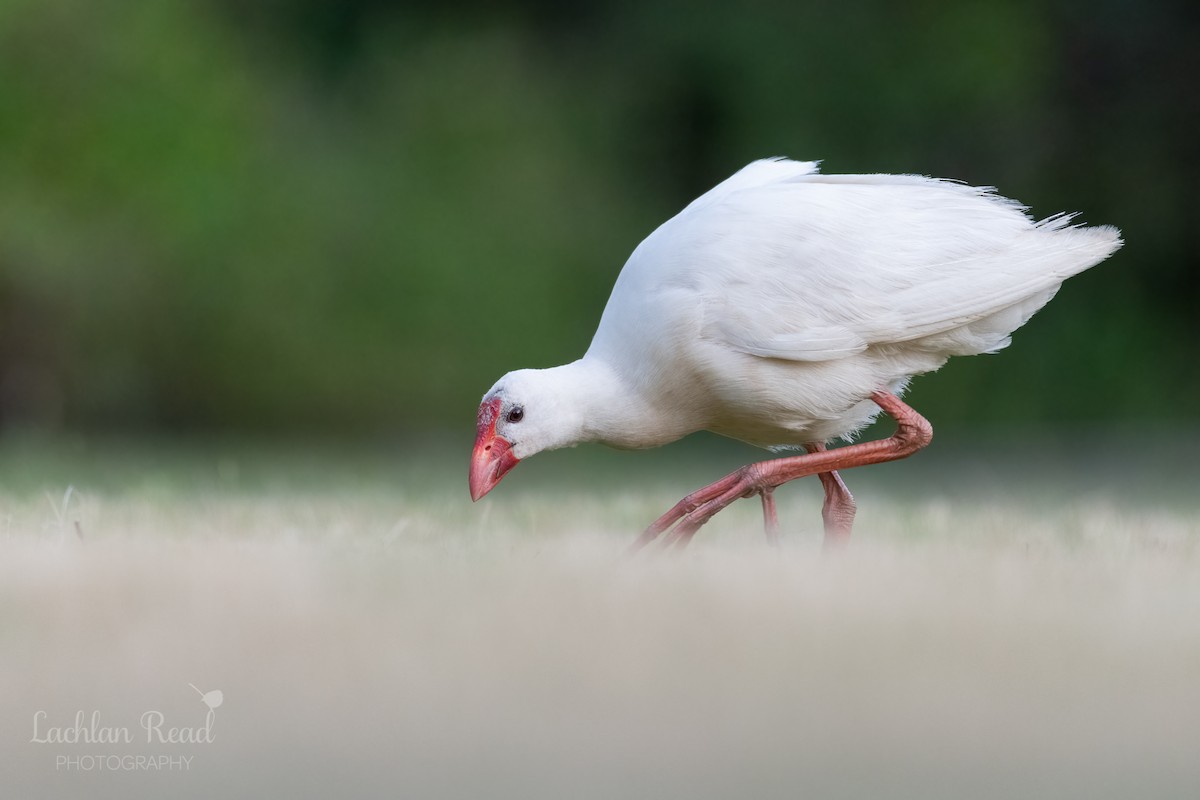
[506,406,524,423]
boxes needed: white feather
[483,159,1122,456]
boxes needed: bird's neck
[543,358,688,450]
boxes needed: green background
[1,0,1195,438]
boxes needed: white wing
[606,159,1121,364]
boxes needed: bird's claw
[630,476,757,553]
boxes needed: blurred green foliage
[0,0,1196,435]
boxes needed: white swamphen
[469,158,1122,549]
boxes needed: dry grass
[2,437,1199,799]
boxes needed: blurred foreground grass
[2,431,1199,799]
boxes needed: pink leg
[760,489,780,547]
[627,391,931,553]
[805,443,857,548]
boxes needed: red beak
[469,397,520,501]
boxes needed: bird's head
[469,367,588,502]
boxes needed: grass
[1,430,1199,799]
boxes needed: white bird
[469,158,1122,549]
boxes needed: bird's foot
[627,464,771,554]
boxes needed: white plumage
[470,158,1121,539]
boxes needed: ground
[1,430,1198,799]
